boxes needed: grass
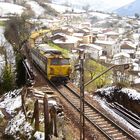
[48,42,70,57]
[0,20,5,26]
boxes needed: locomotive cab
[47,57,71,81]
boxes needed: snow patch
[93,96,140,137]
[5,111,33,139]
[0,110,4,118]
[26,1,45,17]
[96,86,140,101]
[34,131,44,140]
[0,2,24,16]
[0,26,15,75]
[0,89,22,115]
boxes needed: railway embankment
[95,86,140,117]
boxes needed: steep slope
[116,0,140,16]
[52,0,135,11]
[0,2,24,16]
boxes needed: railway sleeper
[95,118,105,122]
[85,112,99,116]
[86,114,100,119]
[87,116,101,121]
[102,126,114,131]
[84,105,94,109]
[85,110,97,114]
[92,115,102,119]
[98,123,111,128]
[107,129,119,134]
[111,132,127,139]
[91,115,102,120]
[84,111,97,115]
[95,120,109,125]
[84,108,95,112]
[114,136,127,140]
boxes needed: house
[79,44,103,60]
[73,31,94,44]
[94,40,115,57]
[135,50,140,59]
[51,33,81,50]
[97,34,106,40]
[112,52,131,65]
[104,31,120,41]
[120,41,136,58]
[80,22,91,29]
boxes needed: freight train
[30,43,71,81]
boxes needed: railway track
[107,102,140,129]
[24,53,138,139]
[50,81,137,140]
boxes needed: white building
[112,52,131,65]
[80,44,103,60]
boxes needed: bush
[1,64,14,92]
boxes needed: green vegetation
[4,15,31,88]
[0,20,5,26]
[1,64,15,92]
[48,42,70,57]
[84,59,112,92]
[0,46,15,93]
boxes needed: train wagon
[30,43,71,81]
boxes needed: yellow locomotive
[30,43,71,81]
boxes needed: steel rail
[50,81,137,140]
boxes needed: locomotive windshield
[51,58,70,65]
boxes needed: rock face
[95,86,140,116]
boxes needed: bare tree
[82,4,90,13]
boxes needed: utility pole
[79,49,85,140]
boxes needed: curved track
[51,81,137,140]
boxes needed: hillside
[0,2,24,16]
[116,0,140,16]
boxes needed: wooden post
[21,87,27,120]
[50,106,58,137]
[31,99,39,131]
[44,95,50,140]
[53,107,58,137]
[34,99,39,131]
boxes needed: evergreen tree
[1,64,14,92]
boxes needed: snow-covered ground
[0,89,22,115]
[96,86,140,100]
[26,1,45,17]
[0,26,15,75]
[0,89,34,139]
[89,12,110,19]
[5,111,33,139]
[93,95,140,138]
[0,2,24,17]
[46,3,84,13]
